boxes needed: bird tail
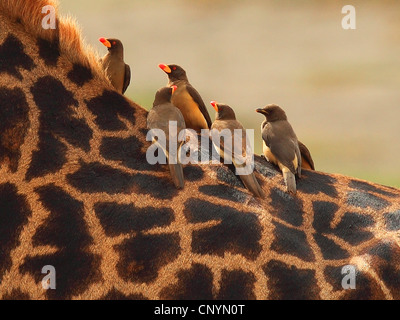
[239,173,265,199]
[298,140,315,170]
[283,169,296,195]
[169,163,185,189]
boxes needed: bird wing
[186,84,212,128]
[147,104,186,161]
[147,104,186,134]
[212,120,262,197]
[295,139,302,178]
[211,120,250,167]
[262,122,297,174]
[298,140,315,170]
[122,64,131,94]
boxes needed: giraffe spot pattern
[367,242,400,299]
[67,63,93,86]
[0,34,35,80]
[85,90,136,131]
[269,188,304,227]
[347,190,390,211]
[27,76,93,180]
[67,162,179,199]
[183,199,262,260]
[368,242,395,262]
[26,133,67,181]
[313,201,374,246]
[271,222,315,262]
[323,265,346,292]
[37,38,60,67]
[342,271,387,299]
[215,166,244,188]
[0,183,32,283]
[160,264,214,300]
[312,201,350,259]
[94,202,175,237]
[182,165,204,182]
[312,201,339,232]
[100,136,157,171]
[313,233,350,260]
[349,180,398,198]
[199,184,249,203]
[116,233,181,284]
[217,270,256,300]
[129,172,181,199]
[298,170,338,197]
[333,212,375,245]
[20,184,101,299]
[0,87,30,172]
[324,264,394,300]
[67,161,140,194]
[263,260,321,300]
[384,210,400,231]
[374,262,400,299]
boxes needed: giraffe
[0,0,400,300]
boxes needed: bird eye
[113,41,116,45]
[172,67,177,70]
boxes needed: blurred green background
[60,0,400,188]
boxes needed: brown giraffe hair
[0,0,400,300]
[0,0,103,73]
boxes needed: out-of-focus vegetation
[60,0,400,187]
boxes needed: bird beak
[210,101,218,112]
[159,63,172,74]
[99,37,111,48]
[255,108,264,114]
[171,85,178,94]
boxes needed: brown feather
[212,104,264,199]
[298,140,315,170]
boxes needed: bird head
[99,38,124,53]
[256,104,287,122]
[158,63,188,82]
[211,101,236,120]
[153,86,176,107]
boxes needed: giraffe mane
[0,0,106,80]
